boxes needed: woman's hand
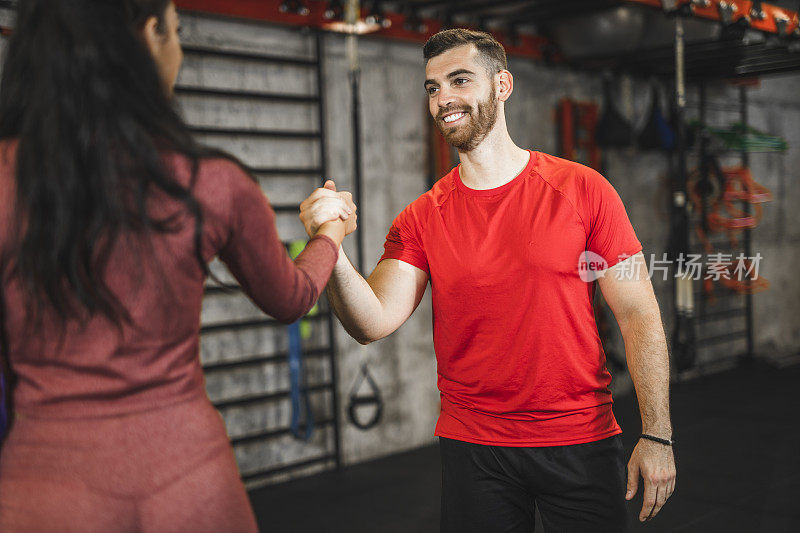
[299,181,352,238]
[299,180,357,238]
[324,180,357,235]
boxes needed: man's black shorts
[439,435,629,533]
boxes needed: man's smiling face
[424,44,499,152]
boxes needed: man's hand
[299,180,357,238]
[626,439,676,522]
[320,180,357,235]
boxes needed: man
[303,29,675,532]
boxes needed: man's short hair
[423,28,507,75]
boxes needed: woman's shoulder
[164,152,250,189]
[166,152,266,231]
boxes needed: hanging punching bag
[638,84,676,151]
[596,76,634,148]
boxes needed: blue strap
[288,320,313,440]
[655,108,676,151]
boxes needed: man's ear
[139,15,162,57]
[497,70,514,102]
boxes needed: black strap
[347,363,383,431]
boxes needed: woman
[0,1,354,531]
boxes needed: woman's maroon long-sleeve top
[0,143,337,531]
[0,146,337,419]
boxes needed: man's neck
[457,126,530,190]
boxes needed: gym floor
[250,359,800,532]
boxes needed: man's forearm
[326,247,385,344]
[620,310,673,437]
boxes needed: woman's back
[0,144,336,419]
[2,145,204,417]
[0,142,343,532]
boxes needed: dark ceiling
[385,0,800,80]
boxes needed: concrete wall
[742,76,800,357]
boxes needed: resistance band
[288,240,315,441]
[288,319,313,440]
[688,161,773,301]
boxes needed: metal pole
[350,70,364,273]
[674,15,688,262]
[672,14,695,374]
[698,81,707,319]
[740,85,755,362]
[346,0,365,273]
[315,31,342,471]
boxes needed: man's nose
[436,87,456,109]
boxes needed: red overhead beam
[176,0,328,28]
[625,0,800,35]
[174,0,800,64]
[173,0,550,61]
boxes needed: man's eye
[427,86,438,95]
[454,78,468,85]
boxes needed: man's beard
[436,87,499,152]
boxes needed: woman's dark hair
[0,0,236,326]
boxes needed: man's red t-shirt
[379,151,643,446]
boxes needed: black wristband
[640,433,675,446]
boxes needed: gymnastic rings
[347,363,383,431]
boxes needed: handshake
[298,180,358,239]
